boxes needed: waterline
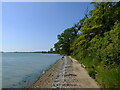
[2,53,61,88]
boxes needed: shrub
[88,69,97,79]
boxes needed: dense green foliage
[54,2,120,88]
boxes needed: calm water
[2,53,61,88]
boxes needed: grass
[72,55,120,88]
[96,66,120,88]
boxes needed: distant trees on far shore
[33,48,56,54]
[5,48,56,54]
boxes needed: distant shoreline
[1,52,58,54]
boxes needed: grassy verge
[96,66,120,88]
[72,56,120,88]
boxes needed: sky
[0,2,2,52]
[2,2,94,52]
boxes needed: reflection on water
[2,53,61,88]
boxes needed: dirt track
[30,56,99,88]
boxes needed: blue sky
[0,2,2,52]
[2,2,94,52]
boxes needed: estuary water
[2,53,62,88]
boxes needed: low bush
[88,69,97,79]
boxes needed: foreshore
[28,56,99,88]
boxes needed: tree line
[54,2,120,88]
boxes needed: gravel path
[52,56,68,88]
[29,56,99,88]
